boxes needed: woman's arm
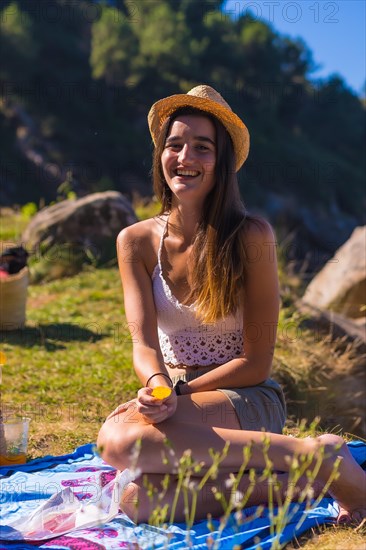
[116,221,177,421]
[117,222,170,384]
[180,219,280,395]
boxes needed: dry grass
[287,523,366,549]
[273,305,365,438]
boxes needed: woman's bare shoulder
[117,215,166,242]
[242,215,276,245]
[116,215,167,265]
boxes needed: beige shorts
[171,371,286,434]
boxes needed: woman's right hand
[106,386,178,424]
[135,386,177,424]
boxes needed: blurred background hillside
[1,0,365,273]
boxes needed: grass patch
[287,523,366,550]
[0,207,30,243]
[1,267,140,457]
[132,194,162,220]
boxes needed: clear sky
[223,0,366,96]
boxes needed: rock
[298,202,358,253]
[264,192,359,252]
[262,193,359,277]
[297,301,366,349]
[302,226,366,318]
[22,191,138,268]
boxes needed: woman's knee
[312,434,347,475]
[316,433,346,453]
[97,416,145,470]
[301,433,345,456]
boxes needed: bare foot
[337,505,366,526]
[315,435,366,527]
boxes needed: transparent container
[0,416,31,465]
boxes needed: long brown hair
[152,107,255,323]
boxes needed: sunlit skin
[161,115,216,209]
[98,112,366,525]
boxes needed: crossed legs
[97,391,366,524]
[119,471,327,524]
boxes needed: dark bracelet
[174,380,185,396]
[145,372,173,388]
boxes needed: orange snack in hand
[151,386,172,399]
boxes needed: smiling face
[161,114,216,207]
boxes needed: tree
[275,36,315,125]
[126,1,193,89]
[90,4,137,87]
[0,2,39,88]
[301,75,365,164]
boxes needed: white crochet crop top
[152,220,244,367]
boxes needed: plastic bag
[2,468,135,540]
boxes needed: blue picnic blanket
[1,441,365,549]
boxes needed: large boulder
[302,226,366,319]
[22,191,138,273]
[262,192,359,276]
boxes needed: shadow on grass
[0,323,106,350]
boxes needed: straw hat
[148,85,250,172]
